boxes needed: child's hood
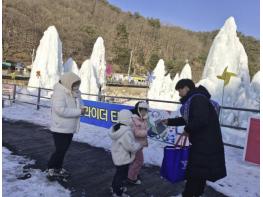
[109,125,130,140]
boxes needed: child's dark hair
[113,123,125,131]
[175,79,195,90]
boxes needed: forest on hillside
[3,0,260,81]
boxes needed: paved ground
[2,119,228,197]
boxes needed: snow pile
[147,59,172,110]
[170,73,180,102]
[89,37,107,90]
[202,17,250,85]
[79,60,98,100]
[235,71,260,127]
[2,147,71,197]
[80,37,106,100]
[147,60,191,111]
[28,26,107,100]
[28,26,63,92]
[247,71,260,109]
[147,17,259,130]
[63,58,79,76]
[146,16,259,145]
[179,62,192,80]
[198,17,255,127]
[147,59,166,101]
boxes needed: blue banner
[80,100,182,144]
[80,100,133,128]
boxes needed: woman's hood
[60,72,81,91]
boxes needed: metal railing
[106,82,149,88]
[2,83,260,150]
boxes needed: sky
[107,0,260,39]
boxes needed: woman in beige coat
[47,72,85,180]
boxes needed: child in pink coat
[127,101,149,185]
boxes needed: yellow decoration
[216,66,237,86]
[36,71,41,78]
[10,72,16,80]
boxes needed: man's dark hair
[175,79,195,90]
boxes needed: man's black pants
[182,177,206,197]
[48,132,73,169]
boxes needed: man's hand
[161,119,168,125]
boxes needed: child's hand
[81,108,86,115]
[182,130,189,137]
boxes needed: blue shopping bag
[160,135,190,183]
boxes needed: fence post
[98,86,102,101]
[13,84,17,103]
[146,98,149,104]
[219,106,222,124]
[37,87,41,110]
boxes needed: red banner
[243,117,260,165]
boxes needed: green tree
[134,12,141,19]
[238,32,260,77]
[136,47,145,66]
[147,18,161,29]
[80,25,98,55]
[166,58,177,76]
[112,24,131,72]
[148,53,159,71]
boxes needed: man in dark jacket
[163,79,226,197]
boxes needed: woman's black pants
[48,132,73,169]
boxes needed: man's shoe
[169,194,182,197]
[112,192,130,197]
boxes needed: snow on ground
[2,147,71,197]
[3,102,259,197]
[208,146,259,197]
